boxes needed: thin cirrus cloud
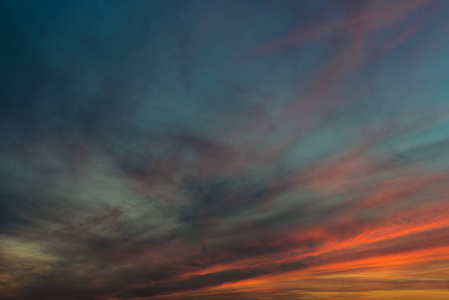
[1,0,449,299]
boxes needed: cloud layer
[2,0,449,299]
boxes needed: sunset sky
[2,0,449,299]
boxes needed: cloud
[2,1,449,300]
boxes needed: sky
[2,0,449,299]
